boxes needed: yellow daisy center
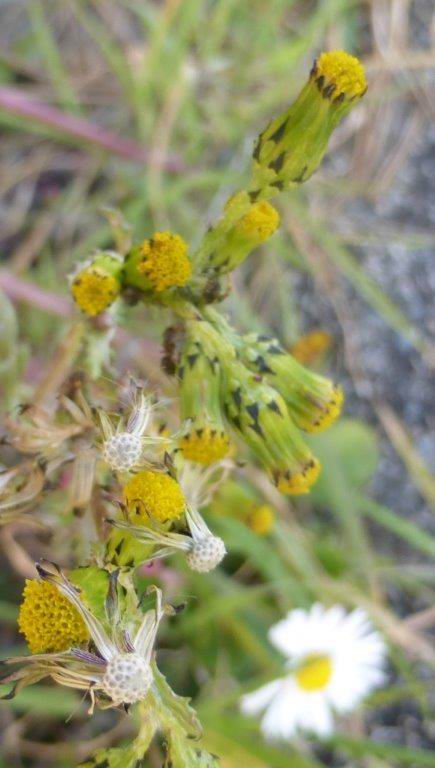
[180,426,231,464]
[71,269,120,316]
[275,458,321,495]
[313,51,367,101]
[18,579,89,654]
[295,654,333,692]
[137,232,191,292]
[247,504,275,535]
[124,470,186,522]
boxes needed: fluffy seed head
[313,51,367,101]
[71,268,120,316]
[103,432,143,471]
[124,470,186,522]
[18,579,89,654]
[101,652,153,704]
[137,232,191,292]
[180,425,231,464]
[186,535,226,572]
[275,458,321,495]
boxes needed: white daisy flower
[240,604,387,741]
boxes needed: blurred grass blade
[359,495,435,558]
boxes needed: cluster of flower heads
[0,49,388,756]
[69,50,368,496]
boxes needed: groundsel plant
[0,51,382,765]
[110,461,230,573]
[2,561,169,709]
[240,605,387,740]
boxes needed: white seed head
[103,432,142,471]
[186,535,226,573]
[101,652,152,704]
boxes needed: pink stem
[0,86,183,172]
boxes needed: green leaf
[310,419,379,505]
[151,664,202,740]
[164,736,220,768]
[77,746,146,768]
[70,565,110,625]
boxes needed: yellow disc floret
[124,470,186,522]
[275,458,321,495]
[247,504,275,535]
[305,385,344,433]
[137,232,191,292]
[314,51,367,101]
[237,201,280,241]
[295,654,333,692]
[71,268,120,316]
[180,426,231,464]
[18,579,89,654]
[226,193,280,242]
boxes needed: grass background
[0,1,434,766]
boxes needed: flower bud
[222,358,320,494]
[247,504,275,535]
[241,334,343,433]
[124,232,191,294]
[198,193,280,276]
[291,329,332,366]
[249,51,367,198]
[178,322,232,464]
[70,251,124,316]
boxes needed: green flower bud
[178,321,233,464]
[104,527,155,569]
[222,358,320,494]
[196,193,280,277]
[241,334,343,433]
[249,51,367,198]
[70,251,124,316]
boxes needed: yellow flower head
[275,457,321,495]
[137,232,191,292]
[291,330,332,366]
[71,267,120,316]
[226,194,280,242]
[312,51,367,102]
[124,470,186,523]
[247,504,275,535]
[305,385,344,433]
[180,424,231,464]
[18,578,89,654]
